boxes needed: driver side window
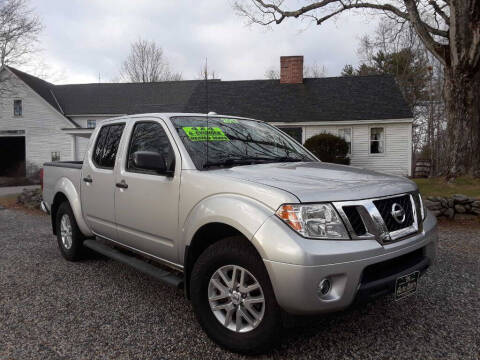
[127,122,175,174]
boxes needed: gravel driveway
[1,209,479,360]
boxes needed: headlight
[275,203,350,239]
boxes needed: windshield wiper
[261,156,305,163]
[203,156,307,169]
[203,158,260,169]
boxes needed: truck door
[81,123,126,240]
[114,119,181,265]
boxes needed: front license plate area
[395,271,419,300]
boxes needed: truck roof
[100,113,260,124]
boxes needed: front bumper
[254,211,438,314]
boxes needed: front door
[114,120,181,265]
[81,123,125,240]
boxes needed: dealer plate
[395,271,419,300]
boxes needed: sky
[27,0,378,84]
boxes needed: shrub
[304,133,350,165]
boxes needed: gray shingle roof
[53,81,203,115]
[8,66,412,124]
[184,76,413,122]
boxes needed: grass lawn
[413,176,480,198]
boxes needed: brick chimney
[280,56,303,84]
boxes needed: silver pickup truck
[42,113,437,353]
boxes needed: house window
[14,100,22,116]
[51,151,61,162]
[338,128,352,154]
[370,127,385,154]
[278,127,303,144]
[87,120,97,128]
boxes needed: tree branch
[428,0,450,24]
[254,0,338,23]
[246,0,448,38]
[403,0,448,65]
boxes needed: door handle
[83,176,93,183]
[116,180,128,189]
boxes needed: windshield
[171,116,317,170]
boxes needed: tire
[190,236,282,354]
[55,201,85,261]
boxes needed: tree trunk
[444,68,480,179]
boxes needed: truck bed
[43,161,84,211]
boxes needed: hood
[210,162,417,202]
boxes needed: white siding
[305,122,412,176]
[0,70,74,175]
[75,137,90,161]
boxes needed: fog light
[318,278,331,296]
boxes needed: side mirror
[133,151,170,175]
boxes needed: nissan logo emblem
[391,203,406,224]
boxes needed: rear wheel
[55,201,85,261]
[190,237,282,354]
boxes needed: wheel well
[184,223,256,299]
[51,192,69,235]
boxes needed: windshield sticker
[222,118,238,124]
[183,127,229,141]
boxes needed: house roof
[53,80,203,115]
[184,76,413,122]
[7,66,413,123]
[8,66,63,113]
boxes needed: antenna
[205,57,209,167]
[204,57,209,113]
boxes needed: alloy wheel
[60,214,73,250]
[208,264,265,333]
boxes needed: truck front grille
[342,206,367,236]
[373,194,414,232]
[334,192,421,244]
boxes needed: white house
[0,56,413,177]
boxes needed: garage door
[0,136,26,177]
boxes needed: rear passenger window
[93,126,109,166]
[92,124,125,169]
[127,122,175,174]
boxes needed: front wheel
[55,201,85,261]
[190,237,282,354]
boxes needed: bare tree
[21,57,67,83]
[264,66,279,79]
[120,39,182,82]
[415,55,448,176]
[304,62,327,78]
[343,18,436,175]
[235,0,480,179]
[265,62,327,79]
[0,0,42,66]
[197,59,218,80]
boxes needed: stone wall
[17,188,42,209]
[425,194,480,218]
